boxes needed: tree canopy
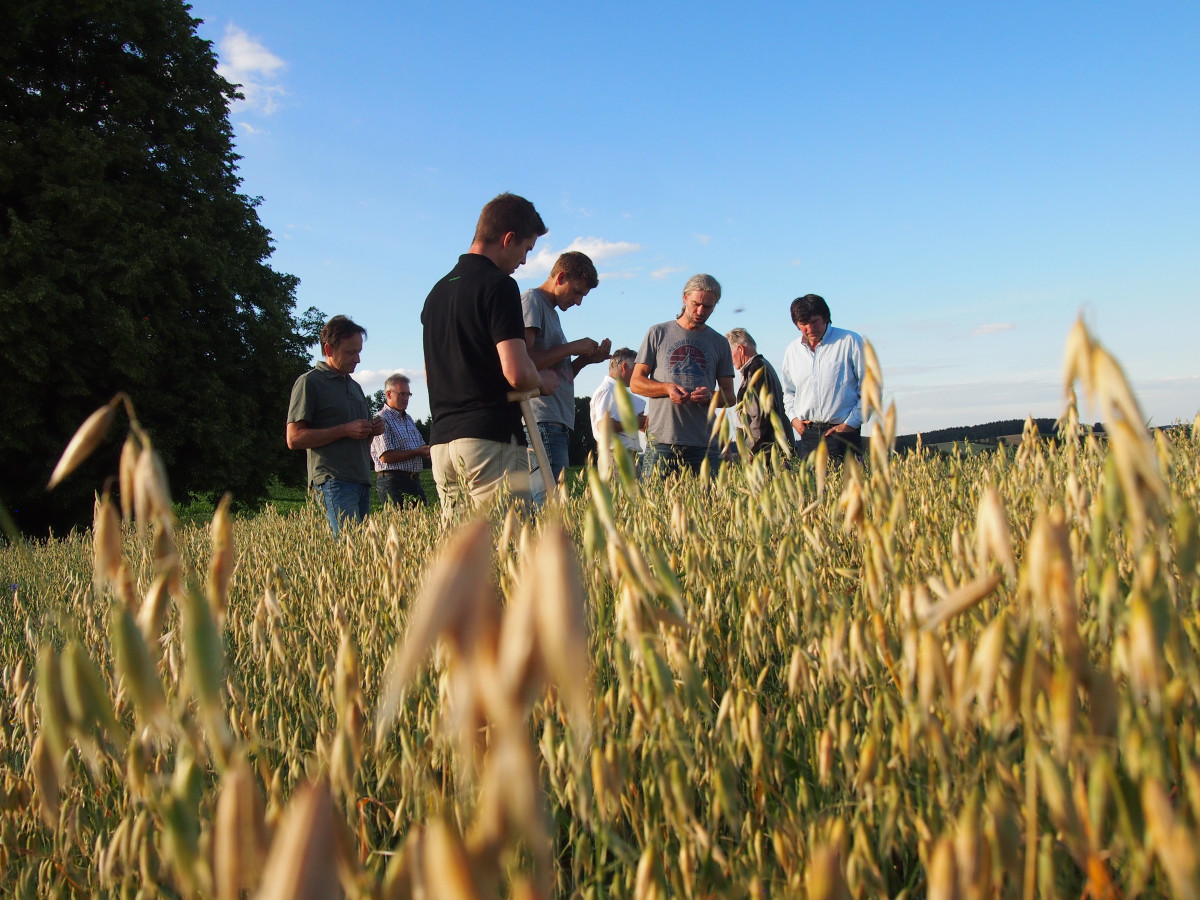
[1,0,312,533]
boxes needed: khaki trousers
[431,437,532,513]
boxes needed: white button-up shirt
[779,325,865,429]
[591,375,646,452]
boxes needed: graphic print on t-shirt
[668,341,709,391]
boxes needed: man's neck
[467,240,505,269]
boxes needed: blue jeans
[643,442,722,478]
[376,471,427,507]
[536,422,570,485]
[316,479,371,534]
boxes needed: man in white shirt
[590,348,646,455]
[779,294,865,462]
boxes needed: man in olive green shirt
[286,315,383,533]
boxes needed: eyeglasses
[389,390,412,396]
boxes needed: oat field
[1,320,1198,898]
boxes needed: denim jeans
[316,478,371,534]
[795,425,861,463]
[643,442,722,478]
[536,422,570,484]
[375,471,427,508]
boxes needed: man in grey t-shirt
[632,274,735,477]
[522,251,611,490]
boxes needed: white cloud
[217,25,287,115]
[352,368,425,396]
[694,234,711,245]
[516,236,641,278]
[970,323,1015,337]
[651,265,685,280]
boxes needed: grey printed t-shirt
[635,319,734,447]
[521,288,576,428]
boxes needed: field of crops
[1,321,1198,898]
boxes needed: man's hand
[825,422,851,436]
[539,369,560,397]
[792,418,808,436]
[689,386,713,405]
[345,419,377,440]
[369,417,385,437]
[417,444,432,459]
[572,337,612,370]
[587,338,613,362]
[667,383,690,405]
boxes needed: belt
[806,421,858,430]
[378,470,420,480]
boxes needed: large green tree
[1,0,312,533]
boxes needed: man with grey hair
[725,328,793,457]
[632,274,736,476]
[590,348,647,455]
[370,373,430,507]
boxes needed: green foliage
[0,0,310,533]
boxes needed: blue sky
[192,1,1198,434]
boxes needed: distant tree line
[892,418,1083,453]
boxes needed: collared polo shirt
[287,362,372,487]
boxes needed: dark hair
[550,251,599,289]
[473,193,548,244]
[790,294,831,325]
[320,315,367,351]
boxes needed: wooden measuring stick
[508,388,557,504]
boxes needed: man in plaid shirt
[370,373,430,507]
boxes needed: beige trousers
[430,437,532,513]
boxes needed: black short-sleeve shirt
[421,254,526,444]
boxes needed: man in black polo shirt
[286,315,383,533]
[421,193,558,511]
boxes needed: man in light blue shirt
[779,294,864,462]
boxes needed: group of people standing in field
[286,193,866,533]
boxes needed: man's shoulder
[827,325,863,343]
[644,319,677,338]
[293,363,332,387]
[431,254,510,295]
[521,288,551,322]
